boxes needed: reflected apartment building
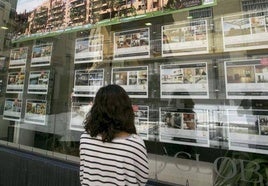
[0,0,11,56]
[25,0,167,34]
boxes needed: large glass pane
[0,0,267,185]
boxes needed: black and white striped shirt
[80,132,149,186]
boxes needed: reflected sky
[16,0,47,14]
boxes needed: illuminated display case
[1,0,268,185]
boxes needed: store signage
[214,157,265,185]
[173,151,266,185]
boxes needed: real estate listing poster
[24,99,47,125]
[70,101,93,131]
[31,43,53,67]
[73,69,104,97]
[160,62,209,99]
[222,13,268,52]
[133,105,149,140]
[159,107,209,147]
[114,28,150,60]
[225,59,268,99]
[227,109,268,155]
[74,35,103,63]
[9,47,28,69]
[6,72,25,93]
[112,66,148,98]
[162,20,208,57]
[28,70,50,94]
[3,98,22,121]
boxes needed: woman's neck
[114,131,131,138]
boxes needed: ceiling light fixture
[1,26,8,30]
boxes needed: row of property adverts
[6,71,49,94]
[4,98,268,154]
[5,59,268,99]
[4,98,46,125]
[8,13,268,66]
[69,59,268,100]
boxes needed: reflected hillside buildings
[22,0,169,35]
[0,0,11,57]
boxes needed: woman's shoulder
[127,134,146,146]
[80,131,94,141]
[80,131,89,137]
[113,133,144,143]
[80,132,103,145]
[129,134,143,140]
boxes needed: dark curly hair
[83,84,136,142]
